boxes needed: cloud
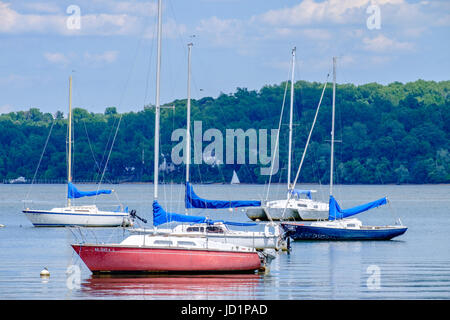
[83,50,119,64]
[362,34,414,52]
[43,51,119,67]
[196,16,244,47]
[0,1,184,37]
[44,52,70,65]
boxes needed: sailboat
[72,0,273,273]
[281,57,407,241]
[231,170,240,184]
[246,47,329,222]
[22,76,133,227]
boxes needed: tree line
[0,79,449,185]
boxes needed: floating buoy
[40,267,50,277]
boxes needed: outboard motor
[129,209,148,224]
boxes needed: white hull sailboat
[23,76,132,227]
[246,47,328,222]
[23,205,131,227]
[177,44,284,250]
[130,222,286,251]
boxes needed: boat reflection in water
[81,274,262,299]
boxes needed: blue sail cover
[290,189,312,199]
[185,182,261,209]
[67,182,112,199]
[153,201,256,227]
[328,195,388,221]
[153,201,206,226]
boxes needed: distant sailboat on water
[231,170,240,184]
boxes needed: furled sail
[67,182,112,199]
[328,195,387,221]
[153,201,256,227]
[185,182,261,209]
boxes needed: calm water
[0,183,449,300]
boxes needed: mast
[154,0,162,200]
[330,57,336,196]
[186,42,192,183]
[67,75,73,207]
[287,47,296,191]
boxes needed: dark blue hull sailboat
[281,58,407,241]
[281,196,407,241]
[281,221,408,241]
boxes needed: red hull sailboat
[72,235,266,274]
[71,0,274,275]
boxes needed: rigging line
[25,116,56,201]
[264,65,292,202]
[82,119,102,178]
[281,73,329,219]
[95,114,123,200]
[93,15,151,203]
[143,11,158,107]
[96,116,116,182]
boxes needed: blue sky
[0,0,449,115]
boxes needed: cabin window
[186,227,204,232]
[177,241,196,247]
[297,204,307,208]
[154,240,173,246]
[347,224,356,228]
[206,226,224,233]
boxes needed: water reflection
[81,274,263,299]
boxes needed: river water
[0,183,449,300]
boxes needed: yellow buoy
[40,267,50,277]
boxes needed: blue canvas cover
[67,182,112,199]
[185,182,261,209]
[153,201,206,226]
[328,195,387,221]
[290,189,312,199]
[153,201,257,227]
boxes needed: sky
[0,0,449,115]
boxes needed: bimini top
[185,182,261,209]
[67,182,112,199]
[153,201,256,227]
[328,195,387,221]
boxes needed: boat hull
[23,209,131,227]
[246,207,328,221]
[281,223,408,241]
[72,244,263,274]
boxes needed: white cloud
[19,2,62,14]
[0,1,183,37]
[362,34,414,52]
[44,52,70,65]
[43,50,120,67]
[196,16,244,47]
[83,50,119,64]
